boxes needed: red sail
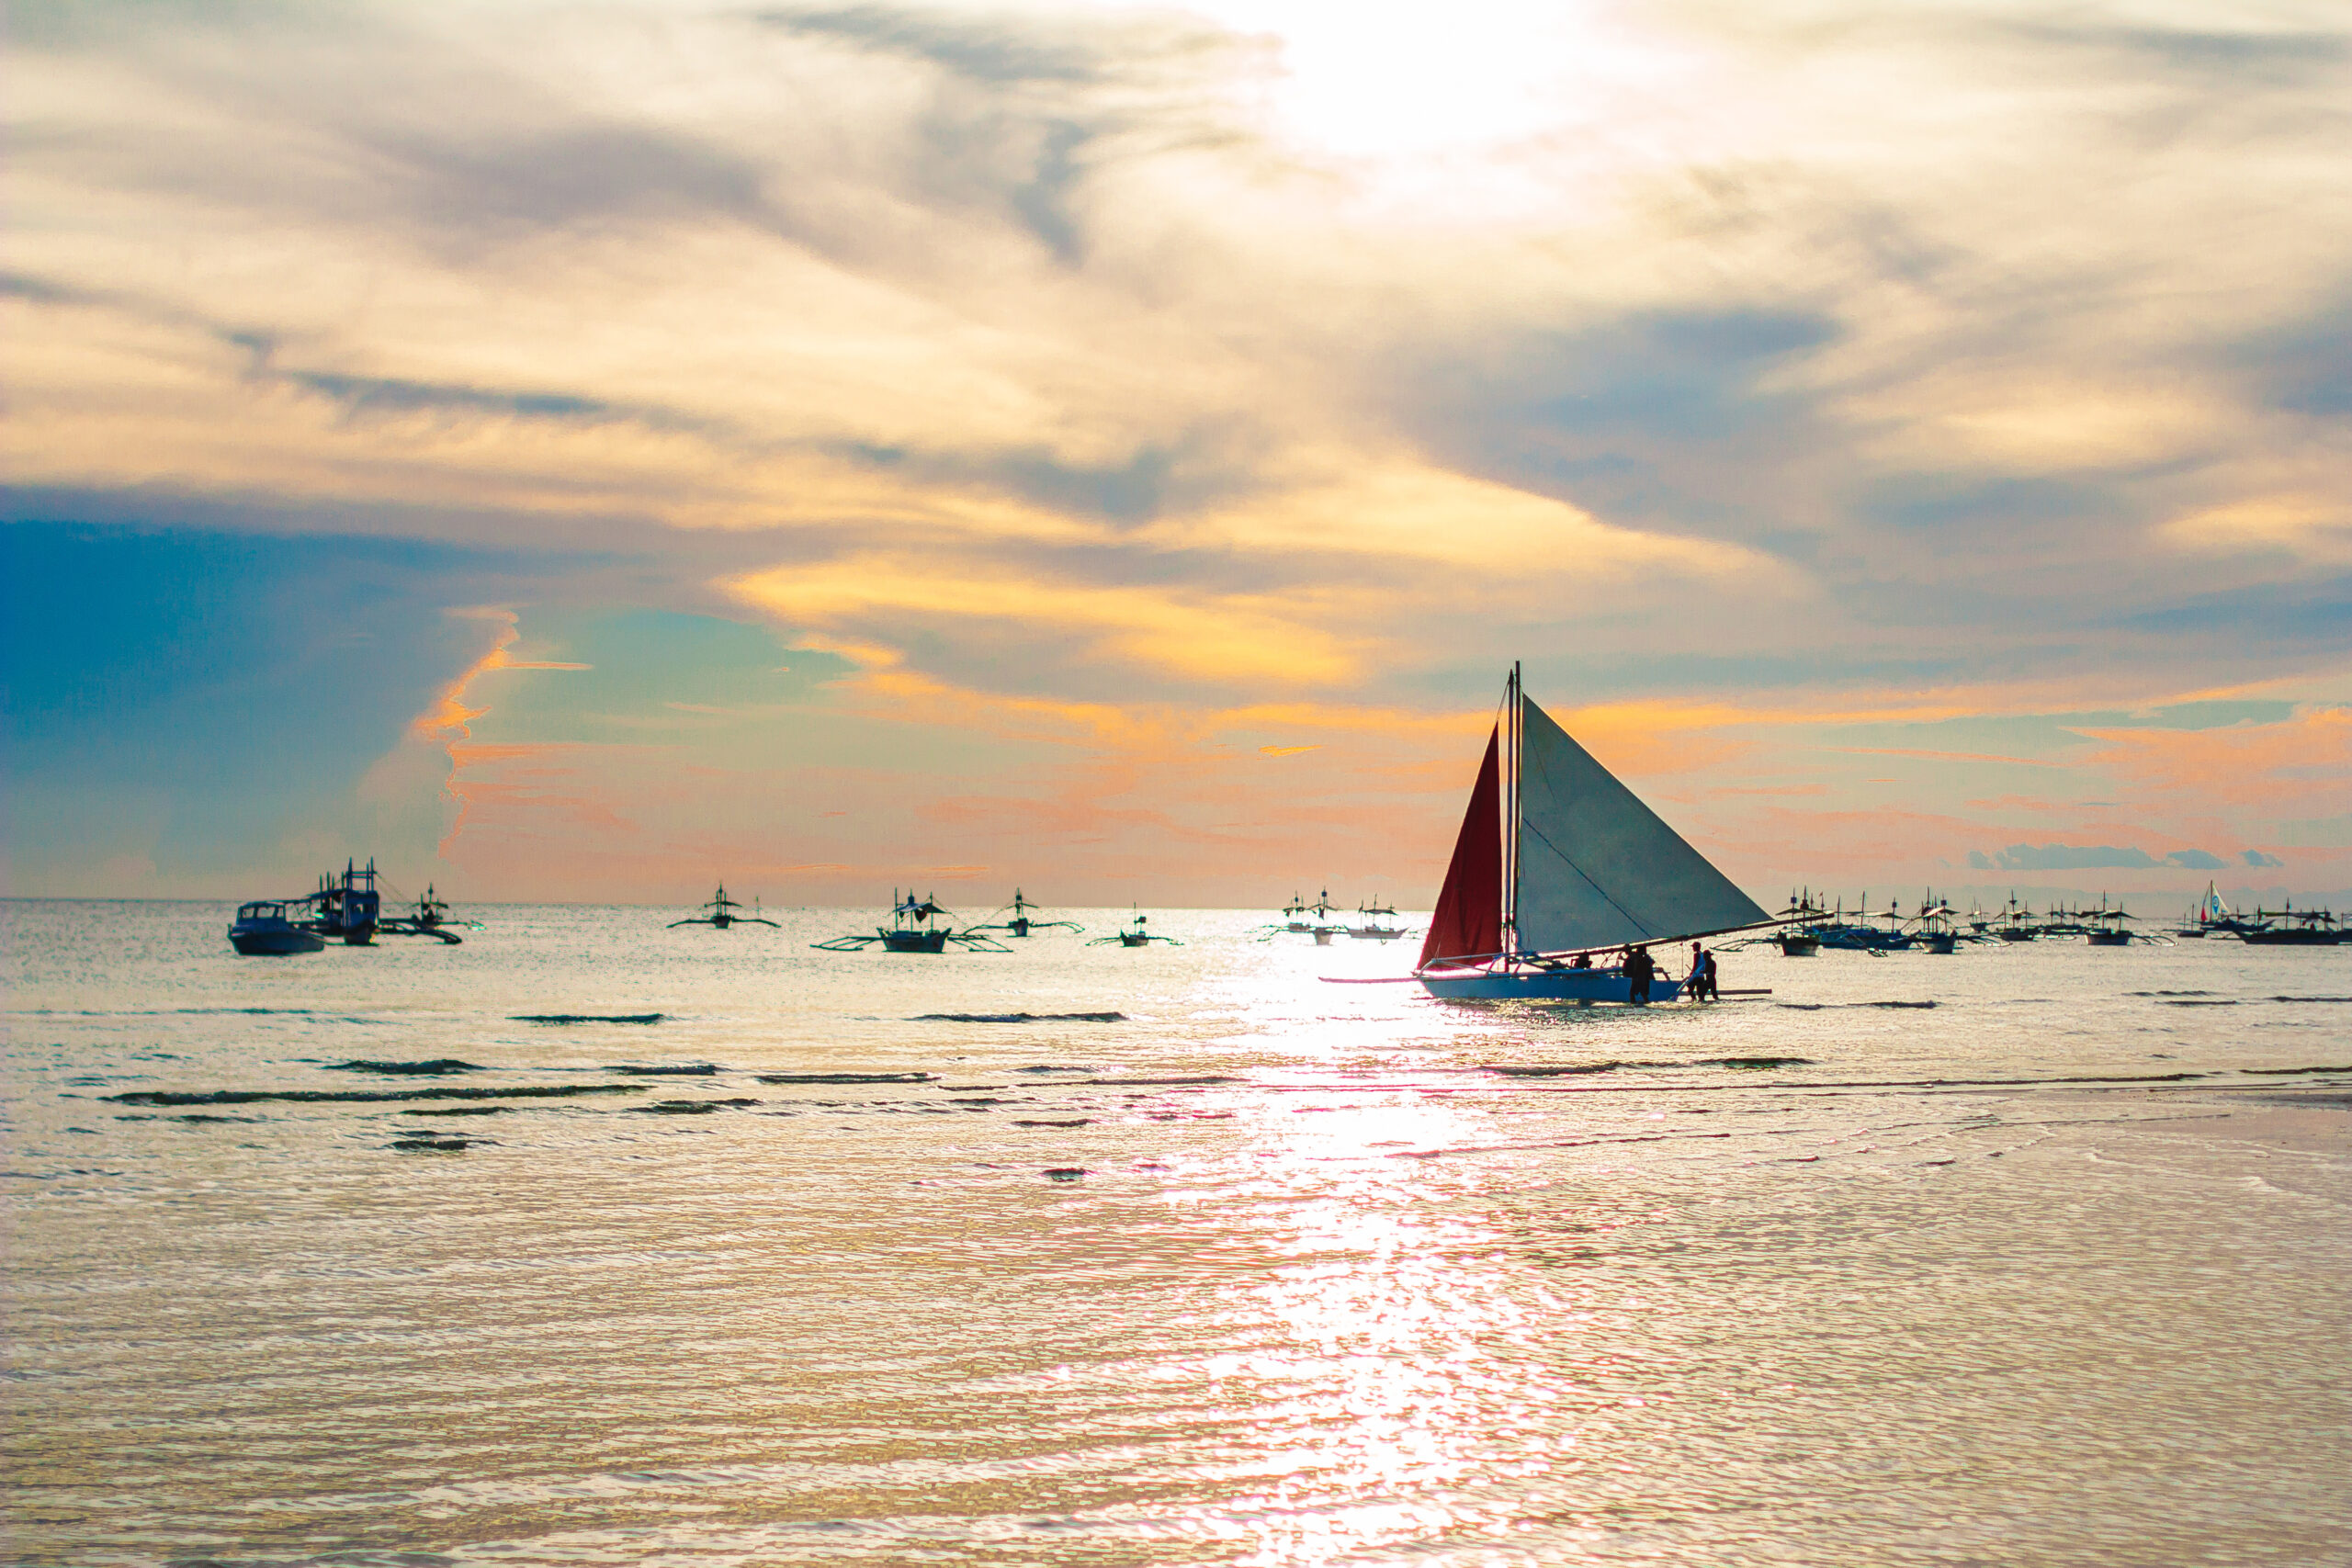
[1417,725,1503,971]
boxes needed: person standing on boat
[1690,942,1706,998]
[1694,947,1720,1002]
[1623,944,1657,1004]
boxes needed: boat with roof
[2238,903,2345,945]
[1415,665,1776,1002]
[228,900,328,955]
[813,892,1012,953]
[1346,899,1409,941]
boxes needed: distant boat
[228,900,326,956]
[2173,882,2229,938]
[813,891,1012,953]
[966,889,1083,939]
[228,859,465,953]
[2239,903,2345,945]
[1346,900,1409,941]
[669,885,779,930]
[1417,666,1771,1002]
[1091,908,1182,948]
[2082,896,2137,946]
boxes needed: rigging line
[1517,815,1657,941]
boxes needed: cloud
[2163,849,2225,869]
[2243,849,2286,866]
[1981,843,2161,872]
[10,1,2352,899]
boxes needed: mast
[1504,660,1521,963]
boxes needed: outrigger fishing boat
[1091,908,1182,948]
[668,885,778,930]
[1346,900,1409,941]
[1416,666,1774,1002]
[966,889,1083,939]
[813,892,1012,953]
[2239,903,2345,945]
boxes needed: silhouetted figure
[1698,948,1720,1001]
[1570,952,1591,970]
[1623,944,1656,1004]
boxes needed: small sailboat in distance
[1418,665,1773,1002]
[669,885,779,930]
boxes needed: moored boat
[1090,907,1182,948]
[2238,905,2345,945]
[228,900,327,956]
[668,885,779,930]
[812,892,1012,953]
[967,889,1083,939]
[1416,666,1772,1003]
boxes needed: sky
[5,0,2348,911]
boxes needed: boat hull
[1420,969,1686,1003]
[1776,934,1820,956]
[229,927,327,956]
[2086,931,2131,946]
[878,930,949,953]
[2239,929,2345,945]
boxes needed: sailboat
[1417,666,1771,1002]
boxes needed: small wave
[106,1084,643,1107]
[605,1064,719,1077]
[755,1071,938,1085]
[2129,990,2218,997]
[1777,1000,1934,1011]
[2240,1064,2352,1076]
[914,1011,1127,1023]
[512,1013,665,1025]
[325,1058,482,1076]
[1698,1056,1816,1069]
[1016,1066,1094,1074]
[2160,999,2238,1007]
[390,1136,479,1152]
[1486,1063,1647,1077]
[1014,1118,1093,1127]
[2269,996,2352,1004]
[628,1099,758,1114]
[398,1105,508,1116]
[1081,1076,1238,1087]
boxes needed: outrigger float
[1416,666,1778,1002]
[813,892,1012,953]
[668,886,778,930]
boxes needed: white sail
[1513,697,1768,954]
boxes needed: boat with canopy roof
[1417,665,1774,1002]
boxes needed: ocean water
[3,899,2348,1567]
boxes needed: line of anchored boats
[231,666,2339,984]
[1733,882,2344,956]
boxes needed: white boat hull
[1420,969,1685,1003]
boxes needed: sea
[4,899,2347,1567]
